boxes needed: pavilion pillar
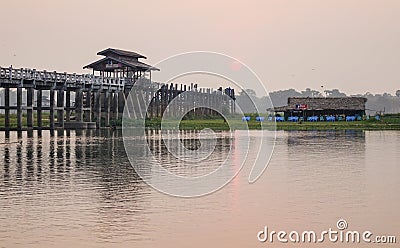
[17,87,22,129]
[57,89,64,128]
[4,88,10,129]
[27,87,34,128]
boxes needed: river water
[0,130,399,247]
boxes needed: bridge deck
[0,66,129,91]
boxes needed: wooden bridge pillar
[117,91,125,121]
[148,89,154,118]
[108,91,113,124]
[84,90,92,122]
[57,89,65,128]
[94,91,101,128]
[36,90,42,128]
[75,89,83,122]
[17,87,22,129]
[138,89,146,119]
[111,92,118,124]
[4,87,10,128]
[103,91,110,126]
[27,87,34,128]
[207,88,211,116]
[122,88,134,117]
[49,89,55,129]
[65,90,71,121]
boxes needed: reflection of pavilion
[84,48,159,86]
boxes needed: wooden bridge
[0,48,236,131]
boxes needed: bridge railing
[0,66,131,89]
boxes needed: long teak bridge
[0,48,236,131]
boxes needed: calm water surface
[0,130,399,247]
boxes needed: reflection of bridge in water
[0,129,233,183]
[0,48,236,131]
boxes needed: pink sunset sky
[0,0,399,95]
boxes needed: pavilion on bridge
[83,48,159,83]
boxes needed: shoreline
[2,114,400,131]
[145,115,400,131]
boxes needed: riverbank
[145,114,400,131]
[2,114,400,131]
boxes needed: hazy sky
[1,0,399,95]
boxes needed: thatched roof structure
[273,97,367,111]
[97,48,147,59]
[83,48,159,72]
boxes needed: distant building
[271,97,367,118]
